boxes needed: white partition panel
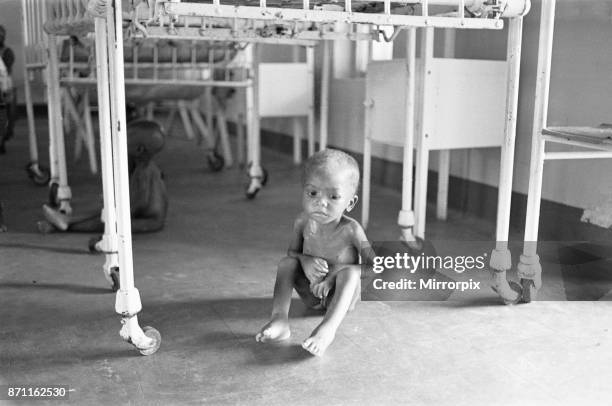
[425,58,507,150]
[258,63,311,117]
[367,60,408,147]
[367,58,507,150]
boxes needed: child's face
[302,167,357,225]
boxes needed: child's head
[127,119,165,163]
[302,149,360,224]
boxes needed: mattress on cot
[59,37,238,64]
[134,0,418,14]
[62,80,207,102]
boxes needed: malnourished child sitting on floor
[256,149,373,356]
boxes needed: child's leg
[255,257,300,342]
[302,265,360,356]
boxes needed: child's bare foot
[302,324,335,356]
[255,316,291,342]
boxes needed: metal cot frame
[36,0,530,354]
[515,0,612,303]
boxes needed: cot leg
[64,88,97,174]
[102,3,160,354]
[319,40,330,151]
[413,27,434,241]
[22,0,49,184]
[490,17,525,305]
[46,34,72,214]
[293,117,303,165]
[414,148,429,240]
[306,46,315,157]
[23,65,50,185]
[236,112,246,167]
[146,102,155,120]
[178,100,196,140]
[82,90,98,174]
[191,101,223,172]
[436,28,454,222]
[245,44,266,199]
[518,2,557,303]
[362,93,373,229]
[204,88,215,148]
[436,151,449,220]
[164,105,177,134]
[94,16,120,291]
[291,46,303,164]
[214,97,234,167]
[398,28,417,242]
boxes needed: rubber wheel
[245,185,260,200]
[48,182,60,208]
[503,281,523,305]
[110,267,120,292]
[520,278,537,303]
[261,167,269,186]
[139,326,162,356]
[26,163,51,186]
[88,235,102,253]
[207,151,225,172]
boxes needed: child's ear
[346,195,359,212]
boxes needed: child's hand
[310,279,333,299]
[300,256,328,284]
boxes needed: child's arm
[312,222,372,298]
[286,214,328,283]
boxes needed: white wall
[261,0,612,213]
[4,0,611,211]
[451,0,612,210]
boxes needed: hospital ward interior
[1,0,612,404]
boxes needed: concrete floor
[1,119,612,405]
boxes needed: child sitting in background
[0,25,17,155]
[256,149,372,356]
[39,119,168,234]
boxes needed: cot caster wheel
[26,163,51,186]
[88,235,102,253]
[245,164,268,199]
[48,182,60,208]
[492,280,523,305]
[109,267,120,292]
[520,279,538,303]
[207,151,225,172]
[245,181,260,199]
[138,326,162,356]
[260,167,268,186]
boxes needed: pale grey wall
[4,0,611,212]
[262,0,612,213]
[453,0,612,211]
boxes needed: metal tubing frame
[319,40,331,151]
[106,0,156,350]
[493,16,523,252]
[164,3,505,30]
[292,45,303,164]
[306,46,315,157]
[413,26,434,240]
[21,0,42,168]
[398,27,417,239]
[93,16,120,282]
[46,33,73,213]
[522,0,556,255]
[435,28,455,222]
